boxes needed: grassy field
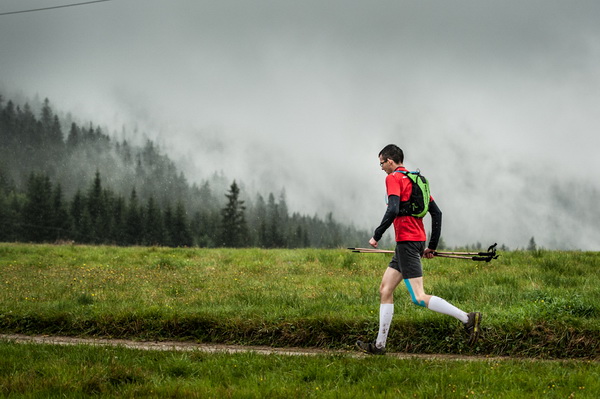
[1,243,598,358]
[1,340,598,398]
[1,243,599,397]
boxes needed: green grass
[1,340,598,398]
[1,244,599,358]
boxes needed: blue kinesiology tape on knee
[404,280,426,307]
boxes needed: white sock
[428,296,468,324]
[375,303,394,349]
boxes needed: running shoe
[464,312,482,345]
[356,340,386,355]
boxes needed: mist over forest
[2,91,599,250]
[0,94,374,248]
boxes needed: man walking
[356,144,481,355]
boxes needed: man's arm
[370,195,400,247]
[423,200,442,257]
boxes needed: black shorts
[388,241,425,279]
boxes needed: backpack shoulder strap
[392,169,420,179]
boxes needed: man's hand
[369,237,378,248]
[422,248,435,259]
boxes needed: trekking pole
[434,243,498,257]
[435,251,494,256]
[434,243,499,262]
[347,247,394,254]
[348,249,497,262]
[348,243,500,262]
[434,253,499,262]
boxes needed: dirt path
[2,333,592,363]
[1,334,336,357]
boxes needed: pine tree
[109,195,127,245]
[163,203,174,246]
[40,98,63,146]
[87,171,105,242]
[190,208,218,247]
[220,181,248,247]
[0,189,10,242]
[324,212,341,248]
[144,196,164,246]
[79,209,93,243]
[22,173,54,242]
[0,100,18,149]
[251,193,267,247]
[527,236,537,251]
[18,104,40,166]
[6,193,24,242]
[171,201,192,247]
[125,189,143,245]
[70,190,85,242]
[66,123,80,150]
[266,193,285,248]
[51,183,70,240]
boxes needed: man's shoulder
[385,172,403,185]
[387,169,410,184]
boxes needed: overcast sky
[2,0,600,249]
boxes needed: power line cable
[0,0,112,16]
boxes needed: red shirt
[385,167,427,242]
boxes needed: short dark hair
[379,144,404,164]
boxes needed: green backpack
[393,170,430,218]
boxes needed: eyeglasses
[379,159,388,167]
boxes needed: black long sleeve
[373,195,400,242]
[427,200,442,250]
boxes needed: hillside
[0,94,370,247]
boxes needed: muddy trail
[2,334,594,363]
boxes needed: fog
[2,0,600,249]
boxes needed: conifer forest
[0,94,369,248]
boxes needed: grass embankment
[2,340,599,398]
[0,243,599,358]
